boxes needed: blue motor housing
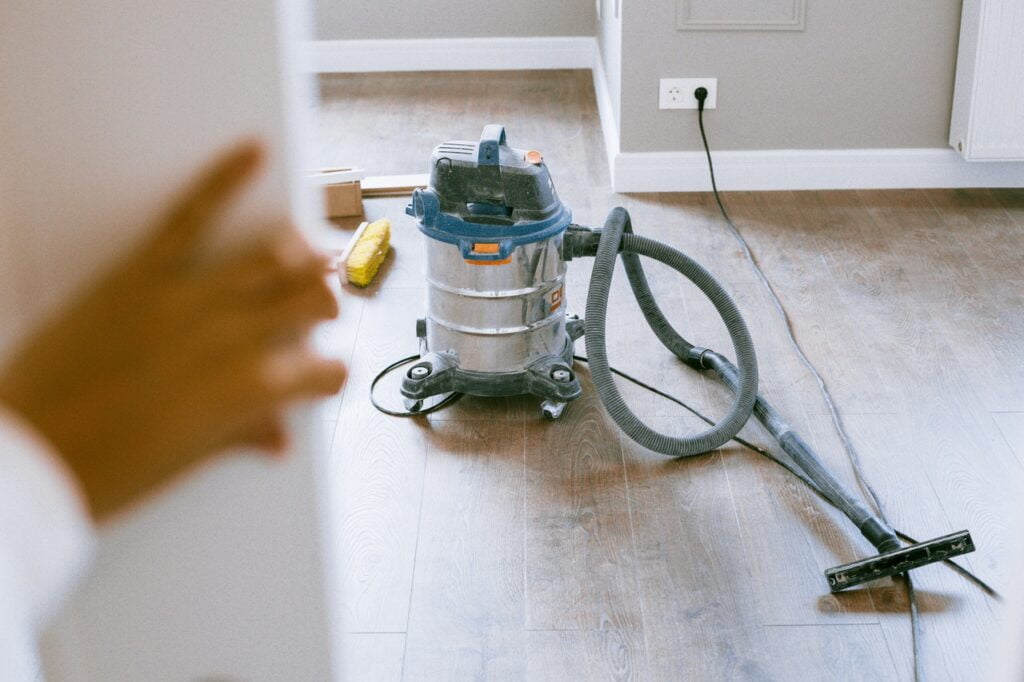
[406,124,572,262]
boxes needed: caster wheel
[541,400,567,421]
[403,397,424,413]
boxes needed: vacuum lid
[410,124,567,227]
[406,125,572,261]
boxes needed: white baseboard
[614,148,1024,192]
[590,50,618,180]
[306,36,595,73]
[307,37,1024,191]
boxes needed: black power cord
[369,350,998,603]
[691,85,938,680]
[369,354,462,417]
[569,354,997,600]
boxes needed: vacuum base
[401,317,584,418]
[825,530,975,592]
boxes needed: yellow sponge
[344,218,391,287]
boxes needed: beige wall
[315,0,596,40]
[617,0,963,152]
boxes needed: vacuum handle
[459,238,513,262]
[478,125,508,166]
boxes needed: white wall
[596,0,622,133]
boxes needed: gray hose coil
[578,207,898,551]
[584,207,759,456]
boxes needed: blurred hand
[0,141,346,521]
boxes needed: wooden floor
[314,71,1024,681]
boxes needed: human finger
[148,267,338,389]
[197,228,329,305]
[198,259,338,351]
[247,269,340,339]
[262,348,347,403]
[145,140,265,264]
[234,415,290,455]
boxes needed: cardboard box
[310,167,365,218]
[324,179,362,218]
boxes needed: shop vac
[390,124,974,593]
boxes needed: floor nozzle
[825,530,975,592]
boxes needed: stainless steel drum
[401,125,582,418]
[424,233,566,373]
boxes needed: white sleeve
[0,408,96,680]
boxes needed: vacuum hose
[699,349,899,552]
[576,207,900,553]
[583,207,758,456]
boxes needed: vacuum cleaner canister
[402,125,582,419]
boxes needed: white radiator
[950,0,1024,161]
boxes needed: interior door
[0,2,340,679]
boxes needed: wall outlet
[659,78,717,110]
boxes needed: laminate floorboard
[403,420,527,680]
[341,633,406,682]
[317,70,1020,680]
[995,413,1024,466]
[522,373,644,671]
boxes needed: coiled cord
[369,354,462,417]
